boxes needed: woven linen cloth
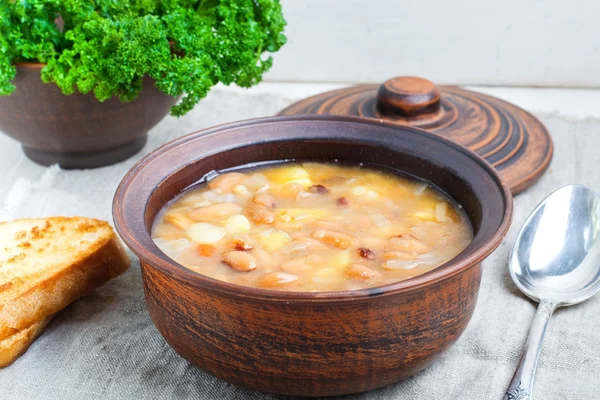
[1,88,599,400]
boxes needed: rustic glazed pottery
[113,116,513,397]
[278,76,553,194]
[0,63,178,169]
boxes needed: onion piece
[244,173,270,192]
[368,210,391,228]
[290,242,309,252]
[153,238,191,258]
[383,259,424,270]
[202,190,238,203]
[414,183,428,196]
[435,202,448,223]
[416,253,441,263]
[385,200,399,210]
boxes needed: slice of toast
[0,217,130,343]
[0,316,52,368]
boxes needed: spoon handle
[503,300,557,400]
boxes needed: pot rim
[14,62,45,68]
[113,115,513,302]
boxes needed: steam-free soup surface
[152,163,472,291]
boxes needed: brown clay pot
[113,116,513,397]
[0,63,178,169]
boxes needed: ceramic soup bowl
[113,116,512,397]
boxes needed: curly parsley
[0,0,286,116]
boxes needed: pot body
[0,64,178,168]
[141,259,482,397]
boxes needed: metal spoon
[504,184,600,400]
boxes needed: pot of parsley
[0,0,286,169]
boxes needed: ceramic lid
[278,76,553,194]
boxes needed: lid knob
[376,76,441,118]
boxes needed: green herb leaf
[0,0,286,116]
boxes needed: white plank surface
[265,0,600,87]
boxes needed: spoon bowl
[510,184,600,305]
[504,184,600,400]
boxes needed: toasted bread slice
[0,217,130,342]
[0,316,52,368]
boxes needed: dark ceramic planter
[0,63,178,169]
[113,116,513,397]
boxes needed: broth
[152,162,473,291]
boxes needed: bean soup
[152,163,473,291]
